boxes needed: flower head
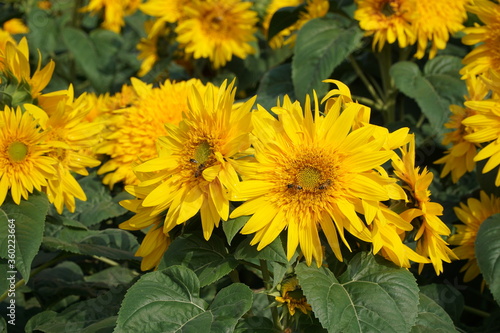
[81,0,141,33]
[230,80,413,267]
[0,106,56,205]
[354,0,415,52]
[175,0,258,68]
[448,191,500,282]
[97,78,208,188]
[393,136,457,274]
[275,276,312,316]
[120,80,256,268]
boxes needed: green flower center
[8,141,28,162]
[297,167,322,189]
[194,140,212,165]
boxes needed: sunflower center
[297,167,322,190]
[8,141,28,162]
[193,140,212,165]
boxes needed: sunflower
[462,97,500,186]
[411,0,468,59]
[460,0,500,79]
[354,0,415,52]
[393,135,457,274]
[0,38,55,108]
[230,80,413,267]
[34,87,101,213]
[2,19,29,35]
[435,75,490,183]
[0,106,56,205]
[136,19,170,77]
[175,0,258,68]
[121,79,255,256]
[81,0,141,33]
[139,0,187,23]
[448,191,500,282]
[275,276,312,316]
[97,78,208,189]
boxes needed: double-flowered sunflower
[120,80,256,270]
[229,80,415,267]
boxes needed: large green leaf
[296,252,419,333]
[419,284,464,323]
[115,266,253,333]
[223,216,250,245]
[160,232,238,287]
[0,191,49,282]
[43,228,140,261]
[292,17,363,103]
[267,5,305,41]
[234,317,277,333]
[390,56,466,136]
[410,293,457,333]
[475,214,500,305]
[234,236,288,264]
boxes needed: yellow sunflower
[81,0,141,33]
[435,74,489,183]
[393,135,457,274]
[136,19,170,77]
[120,80,255,269]
[230,80,412,267]
[354,0,415,52]
[462,96,500,186]
[411,0,468,59]
[175,0,258,68]
[139,0,187,23]
[97,78,208,189]
[2,19,29,35]
[34,87,101,213]
[448,191,500,282]
[0,106,56,205]
[275,276,312,316]
[460,0,500,79]
[0,38,55,108]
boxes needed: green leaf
[116,265,253,333]
[234,236,288,264]
[475,213,500,305]
[267,5,305,41]
[410,293,457,333]
[43,228,140,261]
[25,282,126,332]
[390,56,466,135]
[61,27,112,93]
[0,316,6,333]
[234,317,277,332]
[0,191,49,282]
[65,173,128,227]
[223,216,250,245]
[296,252,419,333]
[419,284,464,323]
[256,63,295,111]
[292,17,363,103]
[209,283,253,333]
[160,232,238,287]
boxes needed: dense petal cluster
[119,80,256,269]
[448,191,500,282]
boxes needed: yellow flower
[0,38,55,108]
[462,97,500,186]
[35,87,101,213]
[97,78,208,188]
[175,0,258,68]
[136,19,170,77]
[2,19,29,35]
[120,80,255,269]
[354,0,415,52]
[81,0,141,33]
[0,106,57,205]
[393,135,457,275]
[139,0,187,23]
[230,80,411,267]
[275,276,312,316]
[460,0,500,79]
[435,75,489,183]
[411,0,468,59]
[448,191,500,282]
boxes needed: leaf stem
[348,55,384,107]
[260,259,282,331]
[463,305,491,318]
[376,44,397,124]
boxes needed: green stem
[0,253,71,302]
[348,55,384,107]
[260,259,281,331]
[463,305,491,318]
[376,44,397,124]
